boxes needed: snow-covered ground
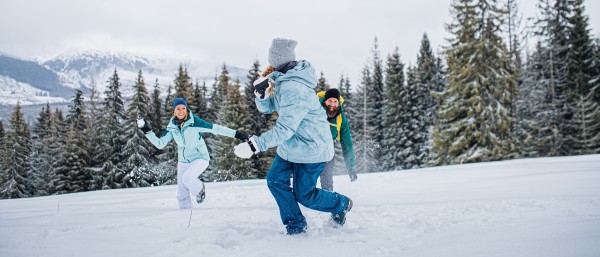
[1,155,599,257]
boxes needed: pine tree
[206,73,219,123]
[47,110,68,194]
[432,0,517,165]
[339,75,355,120]
[58,124,90,192]
[57,89,92,192]
[528,0,570,156]
[174,64,194,107]
[213,80,255,181]
[517,43,546,157]
[29,104,54,196]
[353,65,379,173]
[381,48,406,171]
[589,39,600,153]
[407,65,431,168]
[564,0,597,154]
[86,81,103,169]
[123,70,154,187]
[1,103,31,198]
[158,85,177,162]
[243,60,274,178]
[315,72,330,92]
[192,80,210,120]
[149,79,163,135]
[205,65,232,180]
[0,121,4,141]
[416,33,439,165]
[369,38,386,170]
[98,69,127,189]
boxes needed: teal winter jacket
[146,111,236,163]
[254,60,334,163]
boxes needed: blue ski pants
[266,154,350,233]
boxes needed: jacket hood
[270,60,317,89]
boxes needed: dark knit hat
[323,88,340,102]
[173,98,188,108]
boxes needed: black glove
[253,76,272,99]
[136,117,151,134]
[235,131,250,141]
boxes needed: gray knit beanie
[268,38,297,68]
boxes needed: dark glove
[348,169,357,182]
[235,131,250,141]
[253,76,273,99]
[136,117,151,134]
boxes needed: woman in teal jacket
[233,38,352,235]
[137,98,248,209]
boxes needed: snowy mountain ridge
[0,50,249,106]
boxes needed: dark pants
[319,157,336,191]
[266,154,350,234]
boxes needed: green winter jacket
[318,94,356,172]
[146,111,236,163]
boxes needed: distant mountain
[0,55,76,102]
[0,50,250,106]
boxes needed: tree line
[1,0,599,199]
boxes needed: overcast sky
[1,0,599,84]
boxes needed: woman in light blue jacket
[234,38,353,235]
[137,98,248,209]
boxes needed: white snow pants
[176,159,209,209]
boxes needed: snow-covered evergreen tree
[59,125,91,192]
[97,70,127,189]
[122,70,154,187]
[29,104,53,196]
[564,0,597,154]
[1,103,31,198]
[523,0,570,156]
[315,72,330,92]
[404,65,429,169]
[352,66,379,173]
[149,79,163,135]
[381,48,406,171]
[243,60,274,178]
[213,80,255,181]
[85,81,104,189]
[369,38,386,170]
[56,89,92,192]
[0,120,4,184]
[589,39,600,153]
[174,64,195,109]
[47,110,68,194]
[416,34,441,165]
[157,85,177,162]
[432,0,517,165]
[205,65,233,181]
[192,80,210,120]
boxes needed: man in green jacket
[318,88,357,191]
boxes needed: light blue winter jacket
[146,111,236,163]
[255,60,334,163]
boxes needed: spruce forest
[1,0,599,199]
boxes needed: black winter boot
[331,198,353,226]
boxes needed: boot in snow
[196,182,206,204]
[331,198,353,226]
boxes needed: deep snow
[1,155,599,257]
